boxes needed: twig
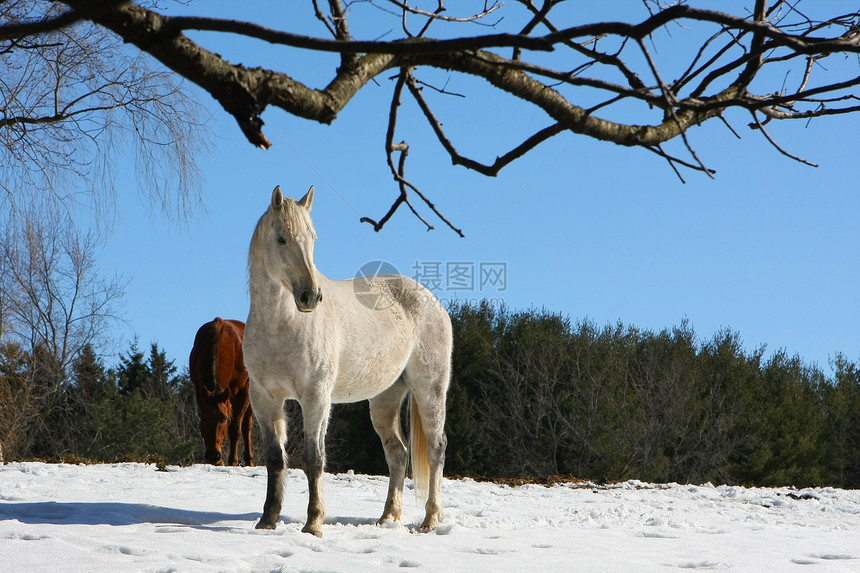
[406,73,567,176]
[645,144,717,181]
[468,52,665,109]
[360,142,434,231]
[653,145,687,184]
[513,0,554,61]
[637,38,715,179]
[749,111,818,167]
[412,76,466,98]
[383,0,502,24]
[362,68,463,236]
[718,114,742,139]
[515,1,648,92]
[732,0,768,90]
[311,0,337,37]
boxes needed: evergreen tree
[72,345,108,405]
[0,341,30,459]
[143,343,177,401]
[4,298,857,488]
[116,340,148,395]
[39,344,109,459]
[87,340,195,463]
[824,355,860,488]
[445,301,498,476]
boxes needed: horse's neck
[247,262,329,325]
[248,261,290,316]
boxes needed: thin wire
[469,136,577,248]
[266,123,393,250]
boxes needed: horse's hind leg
[369,378,409,525]
[251,385,288,530]
[226,398,241,466]
[300,396,332,537]
[406,364,450,532]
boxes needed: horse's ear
[298,185,314,211]
[271,185,283,210]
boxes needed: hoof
[255,519,277,530]
[301,523,323,537]
[419,515,440,533]
[376,512,401,526]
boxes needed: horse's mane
[281,199,316,240]
[247,212,268,278]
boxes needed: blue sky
[94,2,859,373]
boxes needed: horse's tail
[211,318,224,394]
[409,393,430,504]
[191,319,219,394]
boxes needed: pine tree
[116,340,148,395]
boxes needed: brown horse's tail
[191,319,218,394]
[206,318,220,394]
[409,393,430,505]
[211,318,232,397]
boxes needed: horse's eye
[275,234,286,245]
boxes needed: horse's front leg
[300,398,331,537]
[257,431,287,529]
[242,405,255,467]
[232,387,254,466]
[252,389,288,530]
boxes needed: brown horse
[189,318,254,466]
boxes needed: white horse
[243,185,452,537]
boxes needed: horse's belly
[331,346,411,403]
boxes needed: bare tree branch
[406,73,567,176]
[362,68,463,236]
[1,0,854,233]
[749,110,818,166]
[1,1,209,221]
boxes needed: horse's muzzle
[296,287,323,312]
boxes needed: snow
[1,463,858,572]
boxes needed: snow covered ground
[1,462,858,572]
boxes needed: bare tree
[0,207,125,458]
[5,1,855,233]
[1,210,125,370]
[0,0,209,219]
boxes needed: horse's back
[213,318,248,390]
[214,318,246,360]
[348,273,449,326]
[191,318,248,393]
[327,274,451,401]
